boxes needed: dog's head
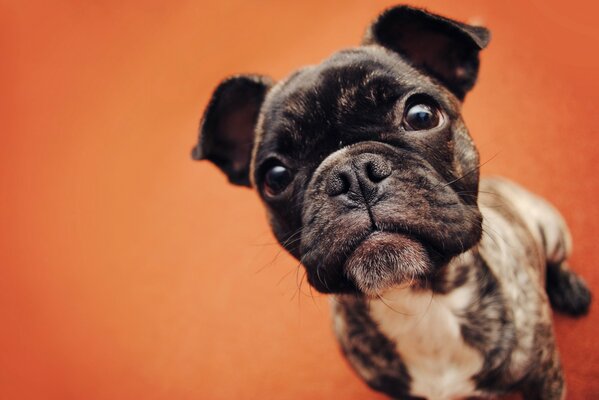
[192,5,489,295]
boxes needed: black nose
[325,154,392,201]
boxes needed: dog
[191,5,591,399]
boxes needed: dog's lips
[342,231,433,294]
[354,231,414,248]
[301,227,436,273]
[344,231,425,266]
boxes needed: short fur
[192,5,591,399]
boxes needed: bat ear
[363,5,490,100]
[192,75,273,186]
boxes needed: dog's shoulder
[479,177,572,265]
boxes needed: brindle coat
[332,178,587,399]
[192,5,591,399]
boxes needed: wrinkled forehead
[253,46,454,164]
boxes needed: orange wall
[2,1,599,399]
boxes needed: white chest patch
[369,286,484,400]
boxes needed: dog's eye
[403,103,441,131]
[263,164,293,196]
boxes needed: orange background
[2,1,599,399]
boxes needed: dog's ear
[363,5,490,100]
[192,75,273,186]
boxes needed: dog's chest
[369,287,484,400]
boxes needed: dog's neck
[366,271,484,400]
[370,248,482,301]
[344,250,485,400]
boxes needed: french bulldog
[191,5,591,399]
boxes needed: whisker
[436,152,501,191]
[375,292,412,316]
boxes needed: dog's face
[193,6,490,295]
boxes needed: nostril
[326,171,351,196]
[365,159,392,183]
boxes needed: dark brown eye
[263,164,293,196]
[404,103,441,131]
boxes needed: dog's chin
[344,232,433,296]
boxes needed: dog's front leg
[520,344,565,400]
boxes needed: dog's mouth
[303,227,438,295]
[300,205,481,295]
[342,231,434,295]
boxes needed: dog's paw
[546,263,592,317]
